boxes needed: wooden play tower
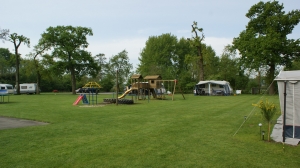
[122,74,184,101]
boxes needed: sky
[1,0,299,70]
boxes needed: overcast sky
[1,0,299,70]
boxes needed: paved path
[0,116,48,130]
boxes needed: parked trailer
[194,80,233,96]
[15,83,39,94]
[0,84,14,94]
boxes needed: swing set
[154,79,185,100]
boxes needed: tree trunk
[198,46,204,81]
[36,70,41,94]
[34,58,41,94]
[68,53,76,95]
[70,67,76,94]
[15,51,20,95]
[268,63,275,95]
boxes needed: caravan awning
[274,70,300,81]
[196,80,228,85]
[271,70,300,145]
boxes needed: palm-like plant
[253,99,277,141]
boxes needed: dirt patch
[0,116,48,130]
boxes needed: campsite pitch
[1,93,300,167]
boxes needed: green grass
[0,93,299,167]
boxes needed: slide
[118,88,133,99]
[73,95,83,105]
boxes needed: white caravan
[0,84,14,94]
[194,80,233,96]
[15,83,39,94]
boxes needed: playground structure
[118,74,185,101]
[74,76,185,106]
[76,82,102,93]
[73,82,101,105]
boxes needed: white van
[15,83,39,94]
[0,84,14,94]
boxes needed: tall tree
[8,33,30,94]
[0,48,13,75]
[109,50,133,92]
[0,28,9,42]
[189,21,205,81]
[175,37,196,91]
[0,48,15,84]
[233,1,300,94]
[27,38,51,94]
[138,33,177,78]
[41,26,97,94]
[94,53,106,81]
[202,45,219,80]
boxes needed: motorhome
[15,83,39,94]
[194,80,233,96]
[0,84,14,94]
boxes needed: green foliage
[138,33,178,78]
[7,33,30,94]
[40,26,97,94]
[253,98,278,141]
[0,48,14,77]
[189,21,205,81]
[94,53,107,81]
[284,60,300,70]
[202,45,219,79]
[233,1,300,94]
[0,28,9,41]
[99,74,114,92]
[8,33,30,49]
[108,50,133,91]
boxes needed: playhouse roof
[144,75,162,80]
[131,74,143,79]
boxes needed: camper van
[0,84,14,94]
[15,83,39,94]
[194,80,233,96]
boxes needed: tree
[0,28,9,42]
[8,33,30,94]
[0,48,13,75]
[27,39,51,94]
[40,26,98,94]
[189,21,205,81]
[0,48,15,83]
[233,1,300,94]
[284,60,300,70]
[138,33,178,78]
[94,53,107,81]
[175,37,197,92]
[108,50,132,92]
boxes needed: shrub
[253,99,277,141]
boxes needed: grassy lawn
[0,93,299,167]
